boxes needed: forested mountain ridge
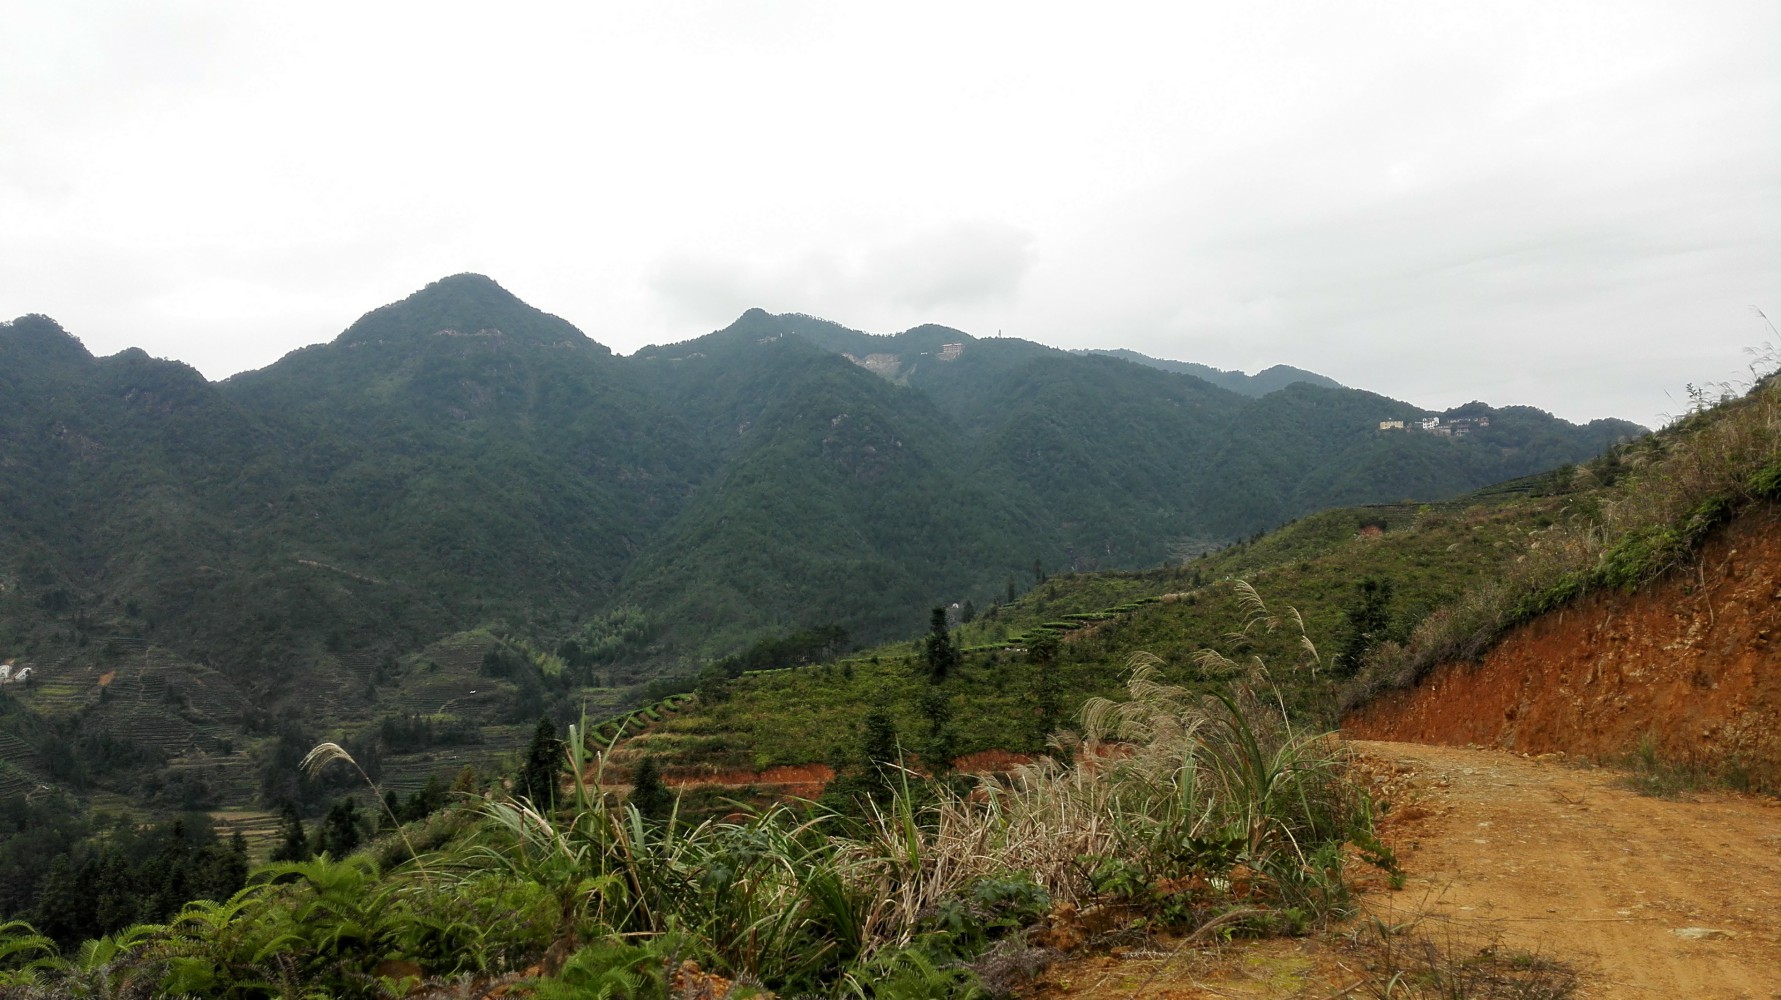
[1,274,1643,702]
[1075,347,1344,396]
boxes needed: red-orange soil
[665,763,835,800]
[1027,507,1781,997]
[1346,505,1781,777]
[1353,740,1781,999]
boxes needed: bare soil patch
[666,762,834,799]
[1353,739,1781,999]
[1021,740,1781,998]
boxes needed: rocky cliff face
[1344,504,1781,783]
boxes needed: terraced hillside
[0,621,638,821]
[628,471,1583,776]
[631,341,1777,787]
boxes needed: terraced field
[377,631,505,722]
[0,729,51,797]
[4,612,644,822]
[206,808,286,859]
[346,631,637,797]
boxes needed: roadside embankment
[1345,505,1781,783]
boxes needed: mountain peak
[0,313,94,370]
[334,275,608,354]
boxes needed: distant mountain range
[1072,349,1344,396]
[0,274,1644,693]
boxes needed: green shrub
[1750,458,1781,498]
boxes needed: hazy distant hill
[1076,348,1344,396]
[0,276,1644,696]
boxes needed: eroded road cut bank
[1344,505,1781,777]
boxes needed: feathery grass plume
[298,741,354,780]
[454,628,1370,993]
[1222,580,1322,678]
[300,741,422,868]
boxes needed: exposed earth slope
[1024,501,1781,998]
[1345,503,1781,783]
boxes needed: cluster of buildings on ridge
[1378,414,1491,437]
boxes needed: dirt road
[1020,741,1781,998]
[1357,740,1781,999]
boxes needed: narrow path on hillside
[1356,740,1781,999]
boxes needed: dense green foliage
[28,813,249,949]
[0,275,1639,847]
[4,277,1770,998]
[0,657,1379,998]
[0,278,1638,686]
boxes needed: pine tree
[519,716,565,808]
[630,755,672,821]
[269,799,311,863]
[861,707,900,792]
[1336,578,1395,676]
[316,797,362,858]
[1032,661,1063,752]
[816,707,902,820]
[921,606,960,683]
[918,687,956,775]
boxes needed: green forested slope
[0,275,1644,812]
[1079,347,1344,395]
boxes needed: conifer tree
[1336,578,1395,676]
[269,799,311,863]
[316,797,362,857]
[918,687,956,775]
[519,716,565,808]
[921,606,959,683]
[630,755,672,821]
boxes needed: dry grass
[1342,916,1579,1000]
[453,638,1372,994]
[833,647,1363,954]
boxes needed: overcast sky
[3,2,1776,427]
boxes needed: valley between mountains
[0,275,1774,999]
[0,273,1638,816]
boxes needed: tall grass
[3,614,1376,997]
[436,641,1373,995]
